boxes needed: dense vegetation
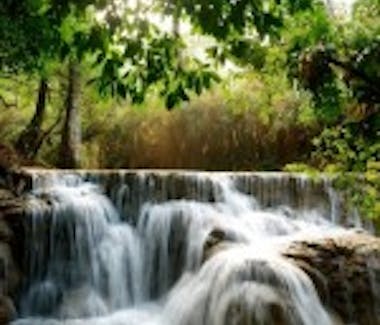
[0,0,379,219]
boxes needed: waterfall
[13,171,360,324]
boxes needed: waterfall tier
[9,170,378,324]
[22,169,369,228]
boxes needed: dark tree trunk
[14,78,48,160]
[58,61,81,168]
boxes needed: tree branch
[30,107,64,160]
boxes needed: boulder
[283,232,380,325]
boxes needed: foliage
[83,73,317,170]
[0,72,317,170]
[0,0,217,108]
[309,123,379,221]
[278,0,380,221]
[283,163,320,178]
[312,125,380,171]
[289,0,380,122]
[332,165,380,222]
[0,0,311,108]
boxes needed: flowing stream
[13,171,363,325]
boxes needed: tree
[14,78,49,160]
[0,0,316,167]
[281,0,380,220]
[285,0,380,122]
[0,1,80,162]
[58,61,82,168]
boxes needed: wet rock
[0,295,16,324]
[204,228,227,252]
[202,228,236,262]
[0,243,21,297]
[0,186,25,323]
[283,233,380,325]
[0,189,26,273]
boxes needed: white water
[14,173,350,325]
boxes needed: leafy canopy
[0,0,314,107]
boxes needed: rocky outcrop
[283,232,380,325]
[203,230,380,325]
[0,187,26,323]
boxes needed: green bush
[89,73,318,170]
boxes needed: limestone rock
[283,232,380,325]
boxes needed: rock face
[0,187,26,323]
[283,233,380,325]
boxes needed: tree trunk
[58,61,81,168]
[14,78,48,160]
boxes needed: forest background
[0,0,379,221]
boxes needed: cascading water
[13,171,360,325]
